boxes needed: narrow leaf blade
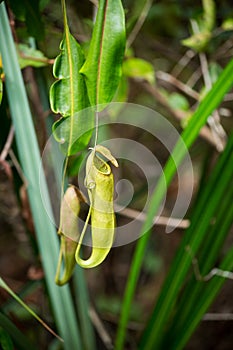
[115,57,233,350]
[80,0,126,110]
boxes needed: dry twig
[89,306,113,350]
[142,81,217,148]
[115,204,190,230]
[0,125,14,161]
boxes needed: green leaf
[17,43,51,69]
[123,57,155,85]
[0,327,14,350]
[52,109,94,155]
[67,152,87,177]
[222,18,233,31]
[182,31,211,52]
[114,75,129,103]
[209,62,223,84]
[182,0,215,52]
[202,0,215,32]
[167,92,189,111]
[0,278,63,342]
[49,2,92,155]
[50,34,89,117]
[80,0,126,110]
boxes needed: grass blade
[73,267,96,350]
[171,198,233,349]
[140,133,233,349]
[0,312,36,350]
[0,3,81,348]
[115,57,233,349]
[0,278,63,342]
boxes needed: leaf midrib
[62,0,75,147]
[96,0,108,106]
